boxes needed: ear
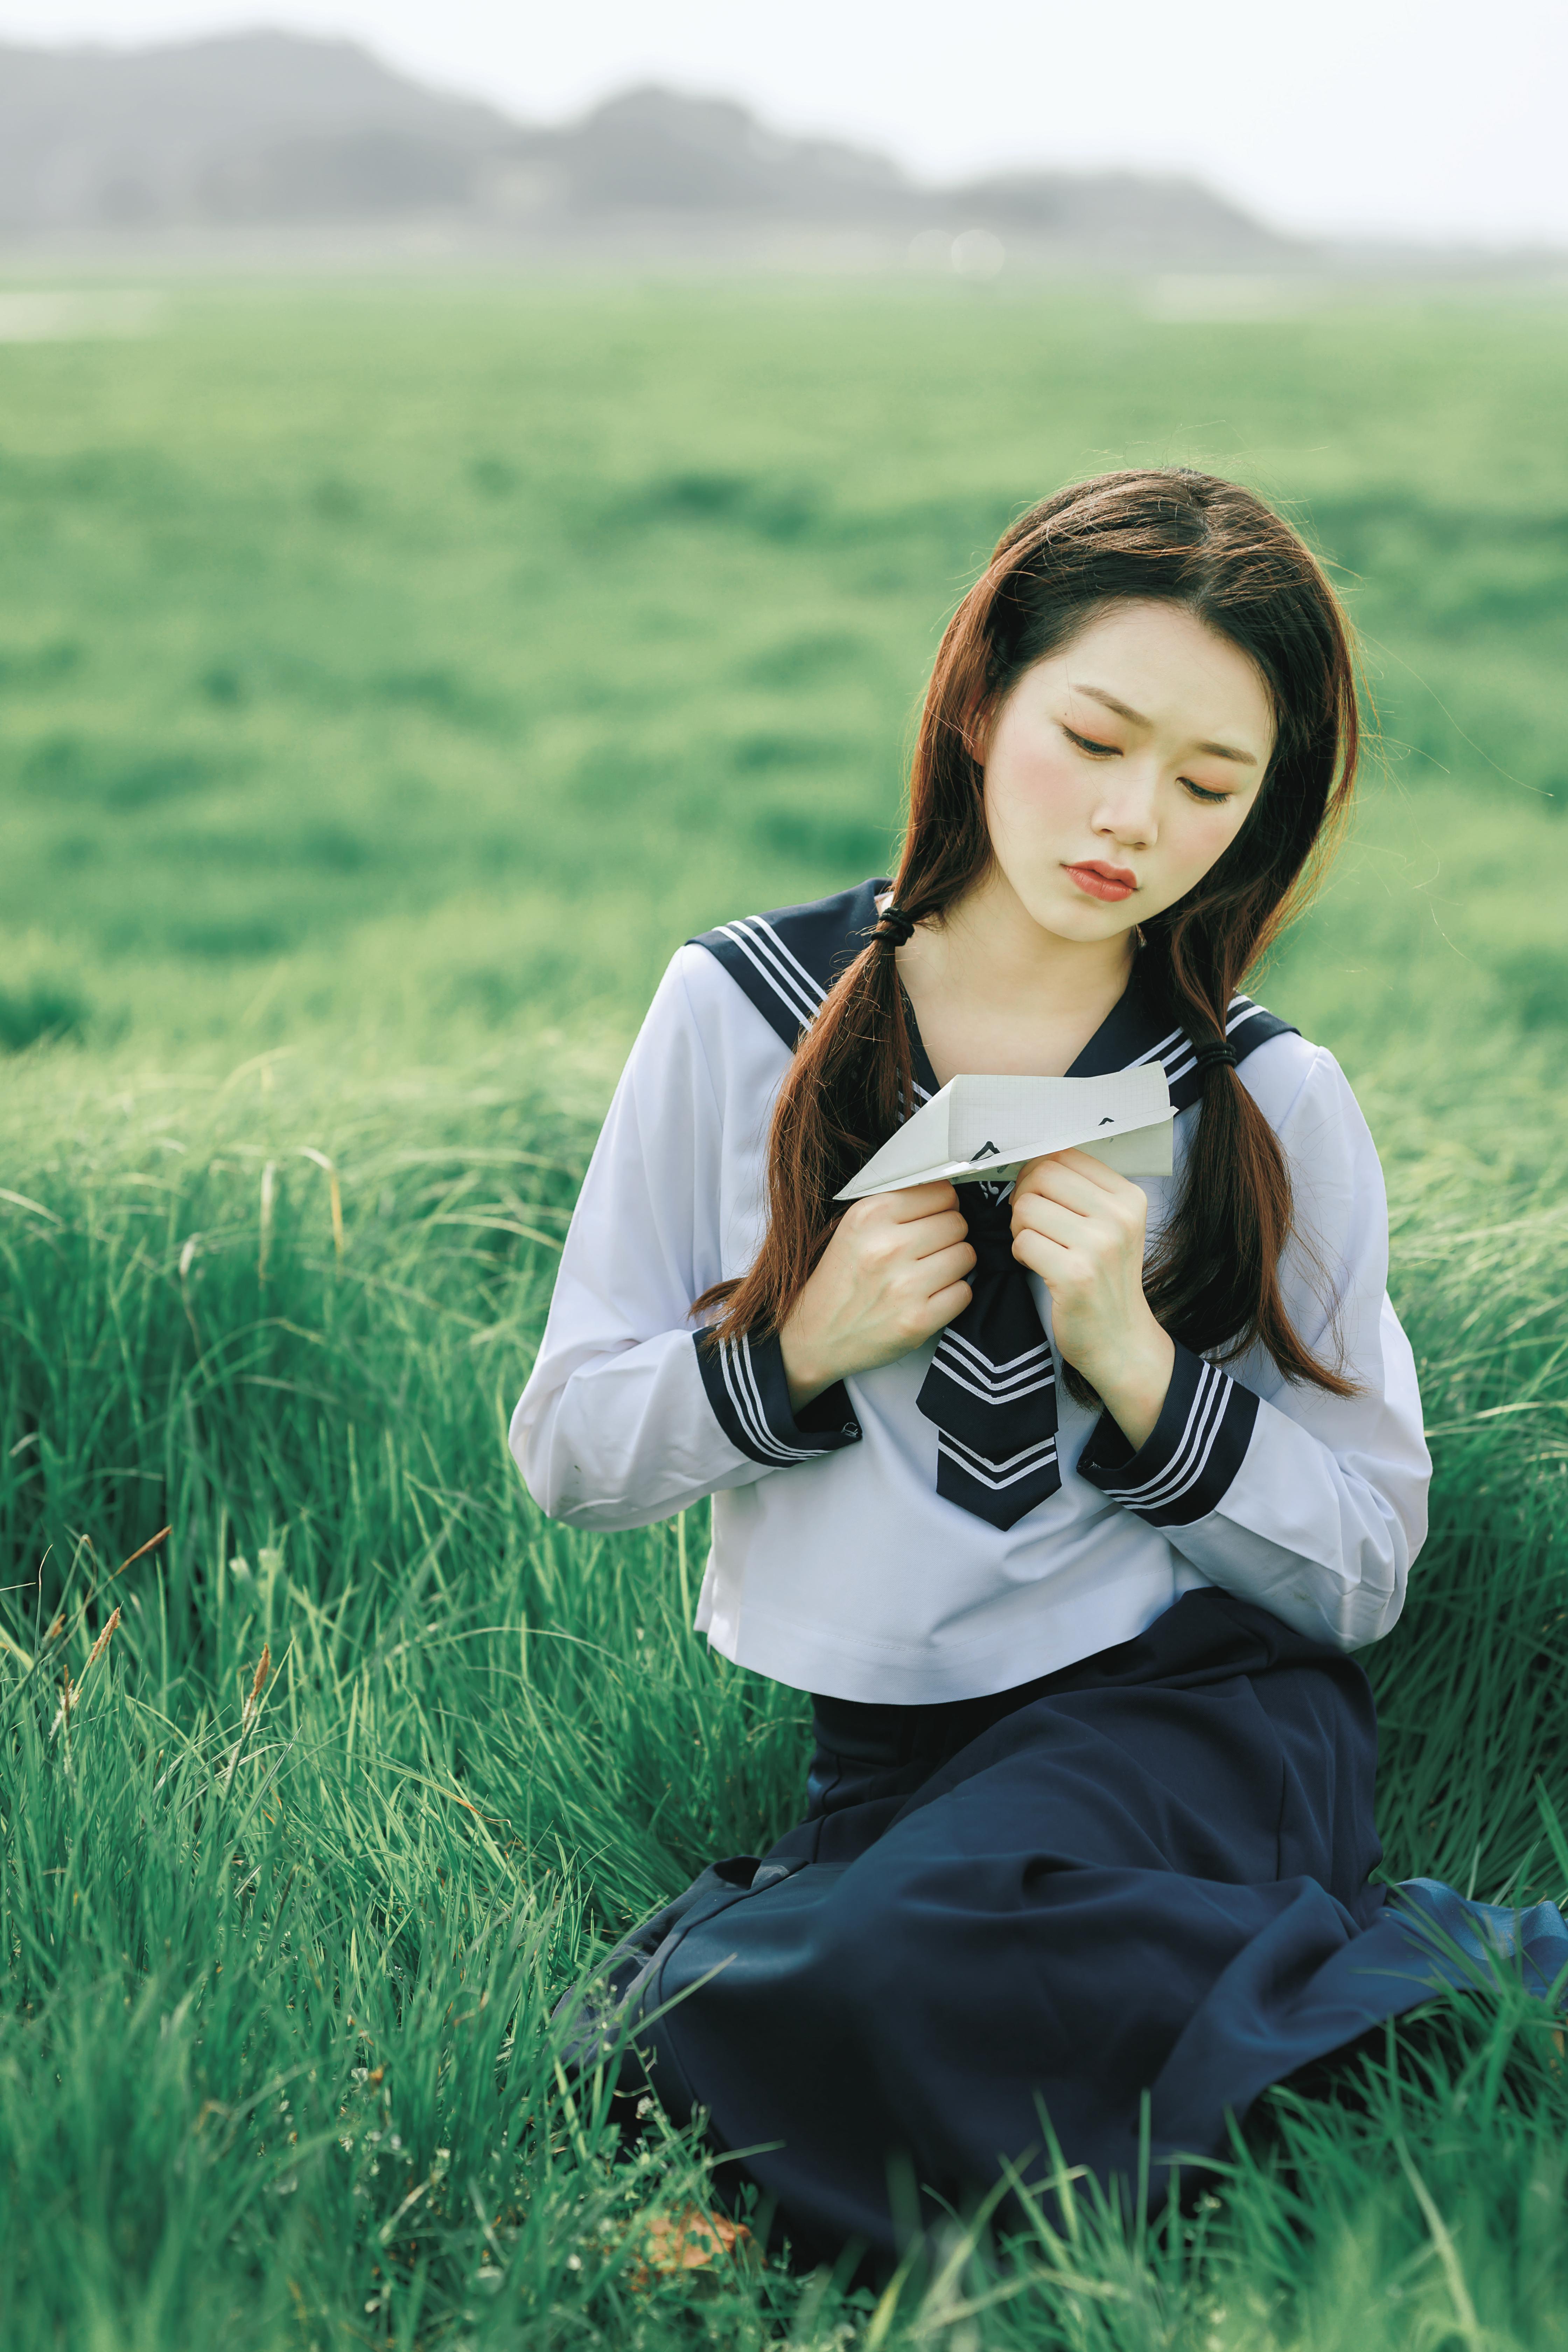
[959,693,996,770]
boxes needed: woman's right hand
[778,1182,975,1412]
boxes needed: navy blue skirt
[571,1590,1567,2259]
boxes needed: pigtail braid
[694,886,952,1342]
[1128,904,1357,1402]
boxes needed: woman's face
[979,601,1275,946]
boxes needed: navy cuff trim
[694,1329,861,1467]
[1078,1341,1258,1528]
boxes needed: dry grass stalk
[50,1605,120,1738]
[245,1643,271,1720]
[177,1233,202,1343]
[221,1643,272,1792]
[83,1605,122,1674]
[108,1527,170,1584]
[13,1532,162,1685]
[299,1147,345,1261]
[258,1160,278,1287]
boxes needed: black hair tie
[873,903,916,948]
[1188,1037,1238,1077]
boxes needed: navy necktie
[915,1185,1061,1530]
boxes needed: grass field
[1,275,1567,2349]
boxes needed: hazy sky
[4,0,1566,245]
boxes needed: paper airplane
[835,1066,1174,1201]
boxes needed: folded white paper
[834,1066,1174,1200]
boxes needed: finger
[1046,1147,1142,1199]
[1014,1155,1120,1217]
[1010,1226,1071,1280]
[908,1209,971,1258]
[927,1277,974,1325]
[1011,1192,1101,1248]
[1014,1172,1100,1225]
[884,1180,961,1222]
[1020,1162,1142,1232]
[917,1241,978,1292]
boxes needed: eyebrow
[1071,684,1259,768]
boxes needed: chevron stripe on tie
[916,1191,1061,1531]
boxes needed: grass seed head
[236,1643,272,1744]
[83,1606,121,1673]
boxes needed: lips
[1065,862,1136,903]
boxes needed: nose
[1091,758,1159,852]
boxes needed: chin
[1028,886,1136,942]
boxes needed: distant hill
[0,30,1301,265]
[0,34,512,229]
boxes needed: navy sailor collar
[691,877,1296,1114]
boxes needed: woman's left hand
[1009,1148,1175,1450]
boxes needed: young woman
[512,469,1567,2258]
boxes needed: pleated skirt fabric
[571,1589,1568,2261]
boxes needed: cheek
[983,735,1081,842]
[1168,794,1256,884]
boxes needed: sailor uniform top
[511,880,1431,1706]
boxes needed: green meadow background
[1,277,1567,2349]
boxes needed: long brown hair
[700,467,1360,1400]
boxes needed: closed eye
[1066,722,1235,805]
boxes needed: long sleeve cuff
[694,1329,862,1468]
[1078,1341,1258,1528]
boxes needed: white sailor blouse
[511,880,1431,1705]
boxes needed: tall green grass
[2,279,1567,2345]
[1,1037,1565,2348]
